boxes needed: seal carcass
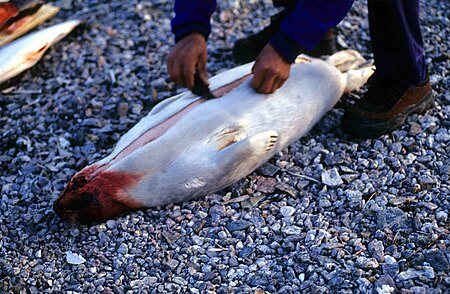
[0,19,80,85]
[54,50,374,224]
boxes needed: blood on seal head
[53,166,143,224]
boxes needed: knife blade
[191,70,216,99]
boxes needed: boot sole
[342,90,434,138]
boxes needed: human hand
[167,32,208,89]
[251,44,291,94]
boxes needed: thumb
[198,51,209,84]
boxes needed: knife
[191,70,216,99]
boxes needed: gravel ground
[1,0,449,293]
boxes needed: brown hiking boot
[341,72,433,138]
[232,11,336,64]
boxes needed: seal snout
[54,169,144,224]
[53,190,104,224]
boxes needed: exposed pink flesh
[113,74,251,160]
[212,74,250,97]
[114,98,204,162]
[85,74,251,180]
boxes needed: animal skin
[0,19,80,85]
[54,50,374,224]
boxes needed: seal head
[53,166,142,224]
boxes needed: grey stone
[345,189,362,207]
[382,263,400,278]
[321,168,343,187]
[276,182,298,198]
[279,206,296,217]
[282,226,302,235]
[226,220,252,232]
[318,197,332,208]
[228,256,239,267]
[368,240,385,262]
[106,220,116,229]
[418,174,435,185]
[376,207,409,231]
[410,286,427,294]
[239,247,254,258]
[374,275,397,294]
[117,244,128,255]
[162,231,181,245]
[435,211,448,222]
[424,250,450,271]
[397,267,435,280]
[356,278,373,293]
[328,276,344,287]
[256,162,280,177]
[356,257,379,269]
[98,231,110,245]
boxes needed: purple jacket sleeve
[171,0,353,63]
[171,0,216,43]
[270,0,354,63]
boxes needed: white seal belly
[0,19,80,85]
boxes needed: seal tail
[326,50,368,72]
[323,50,375,92]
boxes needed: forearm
[270,0,354,63]
[171,0,216,42]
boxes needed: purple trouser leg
[368,0,427,85]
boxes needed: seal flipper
[344,66,375,93]
[325,50,374,93]
[212,125,244,151]
[215,130,279,178]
